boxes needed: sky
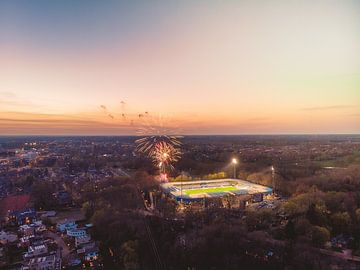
[0,0,359,135]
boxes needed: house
[8,208,36,225]
[84,246,99,261]
[39,211,56,218]
[26,254,56,270]
[75,235,91,247]
[331,235,354,249]
[24,244,48,259]
[68,257,81,267]
[20,224,35,236]
[0,230,18,244]
[19,235,33,248]
[56,219,77,232]
[77,242,99,262]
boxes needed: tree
[330,212,351,235]
[121,240,140,270]
[173,174,192,182]
[356,208,360,222]
[294,218,312,237]
[285,219,296,240]
[32,181,57,210]
[245,209,275,231]
[306,203,327,226]
[157,196,177,218]
[311,226,330,247]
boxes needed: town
[0,135,360,269]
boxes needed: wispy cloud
[0,91,17,98]
[0,91,40,108]
[0,118,101,125]
[300,105,358,111]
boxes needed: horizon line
[1,133,359,137]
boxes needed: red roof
[0,194,31,217]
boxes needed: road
[319,248,360,263]
[44,230,71,258]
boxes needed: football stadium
[161,179,273,204]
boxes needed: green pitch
[184,186,237,195]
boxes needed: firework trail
[100,105,115,120]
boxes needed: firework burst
[98,103,183,175]
[153,141,181,173]
[135,115,182,176]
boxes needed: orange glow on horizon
[0,1,359,135]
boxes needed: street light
[232,158,237,179]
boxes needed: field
[185,186,237,195]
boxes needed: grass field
[184,186,237,195]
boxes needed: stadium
[161,179,273,205]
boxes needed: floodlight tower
[271,165,275,194]
[232,158,238,179]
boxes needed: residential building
[56,219,77,232]
[67,228,86,238]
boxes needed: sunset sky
[0,0,359,135]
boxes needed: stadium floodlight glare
[271,165,275,194]
[231,158,238,178]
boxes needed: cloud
[300,105,358,111]
[0,118,101,125]
[0,91,17,98]
[0,91,40,108]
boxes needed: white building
[24,244,48,259]
[67,228,86,238]
[26,254,56,270]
